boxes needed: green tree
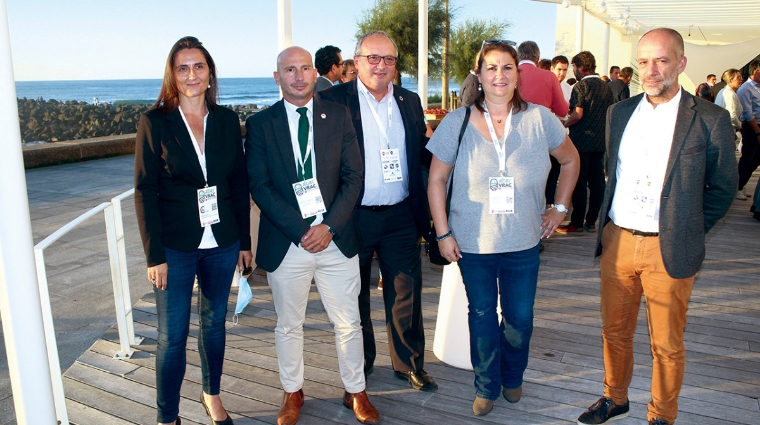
[450,19,511,84]
[356,0,448,83]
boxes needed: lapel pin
[399,96,404,101]
[321,113,326,119]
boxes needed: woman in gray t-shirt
[427,41,580,416]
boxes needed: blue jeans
[154,241,239,423]
[457,244,540,401]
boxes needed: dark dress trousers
[134,105,251,267]
[596,89,737,278]
[245,97,363,272]
[319,80,430,373]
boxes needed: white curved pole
[418,0,429,109]
[0,0,58,423]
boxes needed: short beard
[643,73,678,98]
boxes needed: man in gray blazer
[576,28,736,425]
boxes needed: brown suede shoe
[277,389,304,425]
[342,390,381,424]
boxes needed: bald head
[639,28,684,58]
[636,27,687,104]
[274,46,317,106]
[277,46,312,72]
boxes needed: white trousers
[267,241,365,393]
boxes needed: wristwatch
[325,224,336,235]
[553,203,568,213]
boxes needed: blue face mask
[233,274,252,325]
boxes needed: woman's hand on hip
[439,237,462,263]
[148,263,168,290]
[540,208,566,239]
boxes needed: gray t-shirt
[426,104,565,254]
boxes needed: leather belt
[619,226,659,237]
[358,204,396,212]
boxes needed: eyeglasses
[357,54,398,66]
[481,39,517,49]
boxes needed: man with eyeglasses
[314,45,343,91]
[319,30,438,392]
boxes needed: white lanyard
[178,105,209,184]
[482,103,513,173]
[296,128,314,180]
[360,84,394,149]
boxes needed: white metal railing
[33,188,142,425]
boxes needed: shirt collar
[283,98,314,115]
[640,86,682,112]
[357,76,393,102]
[518,60,536,67]
[581,74,601,80]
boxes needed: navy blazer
[245,97,364,272]
[318,80,430,237]
[596,89,737,278]
[134,105,251,267]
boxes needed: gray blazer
[314,76,334,92]
[596,89,737,278]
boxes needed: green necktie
[296,107,312,181]
[296,107,315,224]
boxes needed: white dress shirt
[560,80,572,103]
[356,77,408,206]
[178,105,218,249]
[609,89,682,233]
[715,86,743,131]
[283,98,323,225]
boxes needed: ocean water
[15,77,461,107]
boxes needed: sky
[6,0,557,81]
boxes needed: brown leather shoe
[277,389,304,425]
[342,390,380,424]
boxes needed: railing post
[110,191,143,347]
[104,204,137,359]
[32,248,70,424]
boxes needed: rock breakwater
[17,98,261,144]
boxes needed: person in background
[714,69,743,135]
[695,73,716,102]
[246,46,379,425]
[459,51,483,108]
[551,55,572,102]
[427,40,579,417]
[556,51,613,235]
[341,59,358,83]
[538,58,551,70]
[608,65,620,82]
[314,45,343,91]
[134,36,252,425]
[577,28,735,425]
[516,40,568,117]
[736,60,760,201]
[609,66,633,103]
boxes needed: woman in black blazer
[134,36,251,425]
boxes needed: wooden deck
[62,182,760,424]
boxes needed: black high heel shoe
[200,392,234,425]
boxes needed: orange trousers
[599,222,694,424]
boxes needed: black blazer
[245,97,364,272]
[596,89,737,278]
[134,106,251,267]
[318,80,430,237]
